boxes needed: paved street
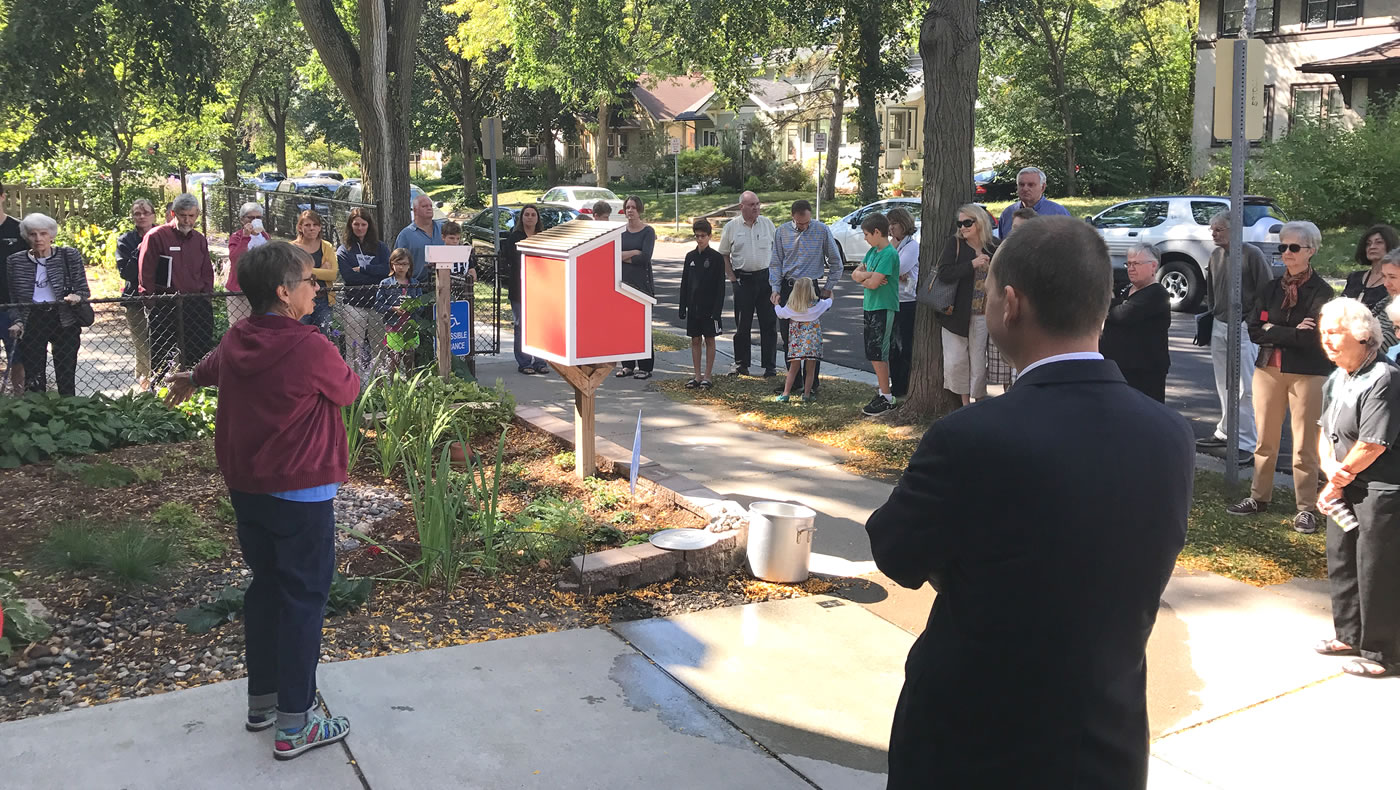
[649,239,1287,459]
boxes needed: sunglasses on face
[1278,243,1311,254]
[955,219,975,228]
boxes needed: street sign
[481,116,505,161]
[814,132,828,153]
[1213,39,1265,141]
[433,300,473,357]
[669,137,681,155]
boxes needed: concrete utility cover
[0,678,360,789]
[315,626,811,790]
[650,528,721,550]
[615,595,915,790]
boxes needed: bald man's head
[739,191,760,222]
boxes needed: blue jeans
[510,298,541,370]
[230,490,335,716]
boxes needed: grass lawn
[1312,224,1365,278]
[1181,470,1326,586]
[655,374,926,481]
[652,329,689,351]
[661,376,1327,587]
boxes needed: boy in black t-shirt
[678,218,726,388]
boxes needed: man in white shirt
[717,191,778,376]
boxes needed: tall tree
[508,0,673,185]
[991,0,1080,195]
[420,0,509,201]
[0,0,220,213]
[258,70,296,176]
[292,0,424,230]
[899,0,978,419]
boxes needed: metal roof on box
[516,219,626,255]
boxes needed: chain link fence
[0,269,502,398]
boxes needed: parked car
[539,186,624,217]
[332,182,447,221]
[1086,195,1287,312]
[274,177,340,216]
[973,168,1015,200]
[830,198,923,266]
[304,169,345,181]
[252,171,287,190]
[186,172,223,189]
[462,203,582,249]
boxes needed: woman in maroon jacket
[167,241,358,760]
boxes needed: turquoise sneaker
[274,714,350,760]
[246,705,277,732]
[774,394,790,403]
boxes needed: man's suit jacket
[866,359,1193,789]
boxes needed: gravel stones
[333,483,406,550]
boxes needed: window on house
[607,133,628,159]
[1219,0,1277,34]
[1291,83,1344,129]
[566,142,584,160]
[702,129,719,147]
[1305,0,1360,26]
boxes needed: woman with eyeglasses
[227,201,270,329]
[933,204,997,405]
[1341,224,1399,309]
[1227,220,1336,534]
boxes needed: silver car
[1087,195,1287,311]
[831,198,922,266]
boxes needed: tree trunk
[293,0,422,232]
[901,0,980,420]
[822,74,845,202]
[595,98,611,185]
[855,5,884,204]
[1050,65,1077,195]
[457,57,479,200]
[220,139,240,192]
[260,79,292,176]
[542,122,558,185]
[109,161,125,217]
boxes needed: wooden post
[435,267,451,383]
[549,362,615,478]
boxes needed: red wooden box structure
[516,220,656,365]
[515,220,657,477]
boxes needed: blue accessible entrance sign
[434,300,473,356]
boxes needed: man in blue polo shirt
[997,167,1070,237]
[393,194,442,281]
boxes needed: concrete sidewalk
[2,344,1394,787]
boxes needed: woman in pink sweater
[226,201,269,325]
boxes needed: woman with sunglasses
[1227,221,1336,534]
[933,204,997,405]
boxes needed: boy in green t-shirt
[850,213,901,416]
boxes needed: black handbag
[919,276,958,315]
[1193,311,1213,347]
[63,249,94,327]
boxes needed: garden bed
[0,420,845,723]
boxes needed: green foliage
[176,572,369,633]
[56,219,120,267]
[104,525,178,585]
[0,571,54,654]
[610,511,638,526]
[678,147,730,185]
[1251,100,1400,228]
[506,495,599,564]
[342,375,378,475]
[498,461,531,494]
[150,502,226,561]
[403,425,510,588]
[175,583,246,634]
[771,161,814,192]
[582,476,625,510]
[216,496,237,524]
[55,460,147,488]
[0,394,126,467]
[552,450,575,470]
[111,392,205,445]
[37,521,176,585]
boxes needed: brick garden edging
[513,406,749,593]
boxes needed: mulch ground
[0,421,854,722]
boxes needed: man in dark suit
[866,216,1194,789]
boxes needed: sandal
[518,366,537,375]
[1341,658,1398,678]
[633,371,652,380]
[698,379,713,389]
[685,379,701,389]
[1314,638,1360,656]
[614,367,632,378]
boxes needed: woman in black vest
[1100,244,1171,402]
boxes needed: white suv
[1087,196,1287,311]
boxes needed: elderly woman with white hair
[1313,297,1400,678]
[1100,243,1171,402]
[5,212,91,395]
[1228,220,1335,533]
[226,201,269,326]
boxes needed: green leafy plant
[325,572,372,616]
[37,523,108,572]
[498,461,531,494]
[610,511,638,526]
[342,374,380,475]
[622,531,650,546]
[104,526,178,585]
[582,476,625,510]
[552,450,575,471]
[55,460,137,488]
[216,496,236,523]
[0,571,53,656]
[507,496,599,565]
[175,583,246,634]
[150,502,226,561]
